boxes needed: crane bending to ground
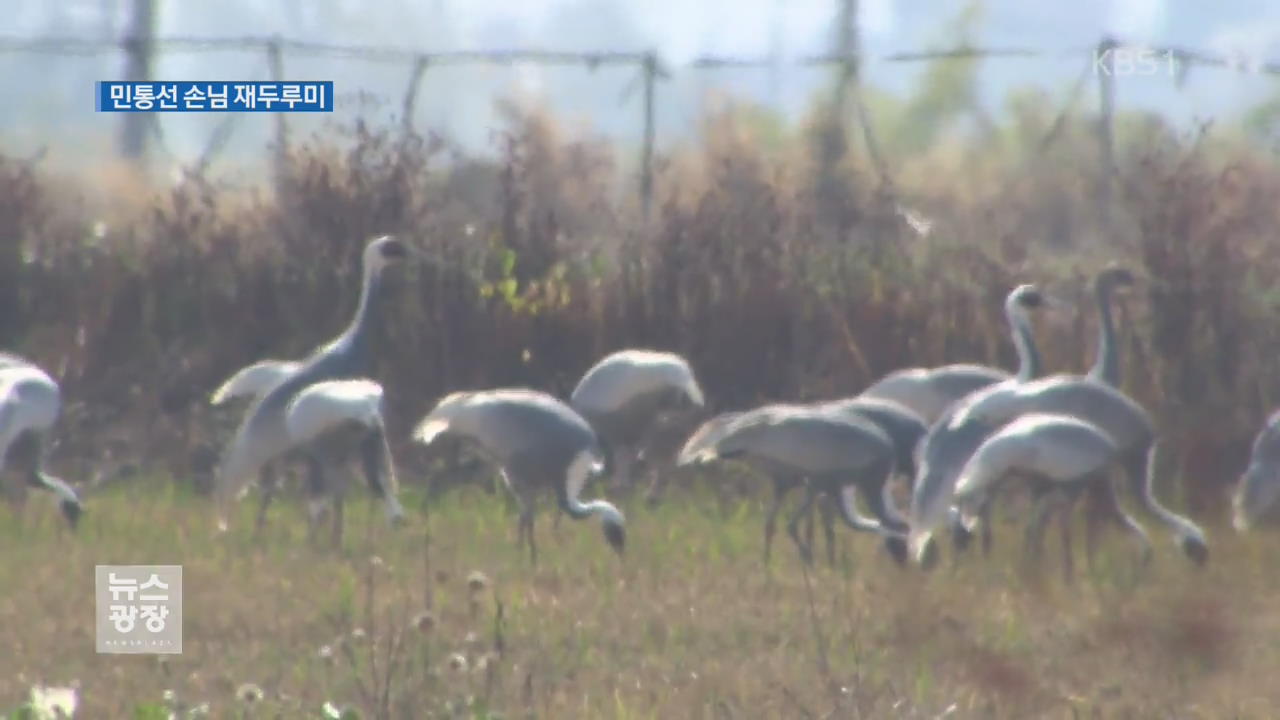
[209,359,304,537]
[949,265,1143,562]
[213,236,415,537]
[951,413,1129,583]
[1232,408,1280,533]
[0,359,84,529]
[569,349,706,498]
[918,369,1208,571]
[908,283,1060,563]
[677,403,909,567]
[413,388,626,565]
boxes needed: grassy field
[2,469,1276,719]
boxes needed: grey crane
[1232,408,1280,532]
[283,378,402,547]
[951,413,1128,583]
[1087,265,1137,386]
[677,403,909,566]
[949,265,1141,560]
[213,235,414,535]
[209,359,305,536]
[859,363,1009,428]
[752,396,927,566]
[918,372,1208,570]
[0,359,83,528]
[569,349,706,497]
[412,388,626,565]
[908,283,1058,562]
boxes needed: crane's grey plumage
[570,349,705,495]
[214,235,413,533]
[677,404,909,566]
[210,360,303,407]
[0,361,83,528]
[952,413,1126,582]
[284,379,403,546]
[413,388,626,564]
[209,358,306,535]
[860,364,1009,427]
[949,266,1143,561]
[909,283,1056,563]
[776,396,927,566]
[927,374,1208,568]
[1233,408,1280,532]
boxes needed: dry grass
[3,479,1280,719]
[2,102,1280,717]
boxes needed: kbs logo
[1093,45,1179,77]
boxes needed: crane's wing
[677,410,748,465]
[210,359,303,405]
[571,350,704,414]
[284,379,385,446]
[0,352,35,370]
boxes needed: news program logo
[96,564,183,654]
[96,81,334,112]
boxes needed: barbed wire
[0,34,1276,76]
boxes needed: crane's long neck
[560,496,619,522]
[341,265,384,368]
[31,469,80,506]
[836,484,886,533]
[1009,309,1041,382]
[1129,442,1206,545]
[1090,279,1120,386]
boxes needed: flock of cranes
[4,234,1280,581]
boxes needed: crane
[213,235,415,535]
[0,360,83,529]
[413,388,626,565]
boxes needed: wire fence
[0,32,1276,216]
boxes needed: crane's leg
[786,484,819,566]
[253,462,278,541]
[1020,487,1059,577]
[612,450,633,494]
[331,468,348,551]
[359,426,403,527]
[762,475,793,565]
[9,432,43,532]
[818,498,838,569]
[507,472,538,567]
[304,454,329,549]
[1058,488,1078,585]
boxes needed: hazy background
[1,0,1278,179]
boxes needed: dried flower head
[29,684,78,719]
[473,651,499,674]
[411,611,436,635]
[236,682,264,704]
[466,570,490,594]
[318,644,336,665]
